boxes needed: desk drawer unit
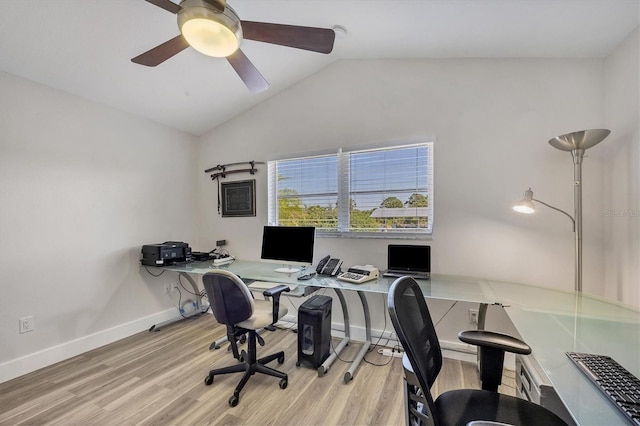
[516,354,575,425]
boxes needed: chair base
[204,330,288,406]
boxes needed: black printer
[141,241,192,266]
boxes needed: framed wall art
[221,179,256,217]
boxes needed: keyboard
[248,281,297,292]
[566,352,640,424]
[382,270,430,280]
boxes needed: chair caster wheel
[204,375,214,386]
[239,350,246,363]
[278,355,285,364]
[228,394,239,407]
[279,378,288,389]
[296,361,300,367]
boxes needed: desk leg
[344,291,371,383]
[210,335,229,350]
[149,273,209,332]
[318,289,350,377]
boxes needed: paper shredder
[297,295,332,369]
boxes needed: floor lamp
[513,129,610,292]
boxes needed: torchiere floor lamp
[513,129,610,292]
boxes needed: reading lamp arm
[533,198,576,231]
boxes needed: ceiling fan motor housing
[177,0,243,57]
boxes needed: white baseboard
[278,314,399,346]
[2,311,515,384]
[0,309,178,384]
[278,314,489,364]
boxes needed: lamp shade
[513,189,535,214]
[178,2,242,58]
[548,129,610,152]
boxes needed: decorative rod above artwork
[204,161,265,180]
[204,161,265,214]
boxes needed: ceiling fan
[132,0,336,93]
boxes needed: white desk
[144,260,640,425]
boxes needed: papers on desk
[248,281,298,292]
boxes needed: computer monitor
[260,226,316,273]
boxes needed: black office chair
[202,270,290,407]
[388,276,567,426]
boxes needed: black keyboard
[566,352,640,425]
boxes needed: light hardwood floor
[0,314,515,425]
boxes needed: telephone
[316,255,343,276]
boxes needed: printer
[141,241,192,266]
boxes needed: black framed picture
[221,179,256,217]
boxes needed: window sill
[316,231,432,240]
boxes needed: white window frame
[268,141,434,239]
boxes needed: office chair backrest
[388,276,443,423]
[203,270,254,326]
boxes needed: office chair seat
[389,276,567,426]
[435,390,566,425]
[236,299,287,330]
[202,270,290,407]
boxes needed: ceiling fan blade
[226,49,269,94]
[131,35,190,67]
[145,0,182,14]
[202,0,226,12]
[241,21,335,54]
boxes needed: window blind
[268,142,433,237]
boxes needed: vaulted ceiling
[1,0,638,135]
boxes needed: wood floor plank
[0,313,515,425]
[0,389,76,426]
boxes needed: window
[268,142,433,237]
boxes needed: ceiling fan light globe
[181,18,239,57]
[178,2,242,58]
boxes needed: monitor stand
[275,266,300,274]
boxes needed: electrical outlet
[19,316,34,333]
[469,309,479,325]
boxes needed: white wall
[196,58,606,341]
[2,46,635,382]
[197,58,606,291]
[0,72,199,382]
[603,28,640,308]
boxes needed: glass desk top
[158,259,492,304]
[151,260,640,425]
[494,281,640,426]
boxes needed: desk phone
[337,265,379,284]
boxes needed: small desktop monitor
[260,226,316,273]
